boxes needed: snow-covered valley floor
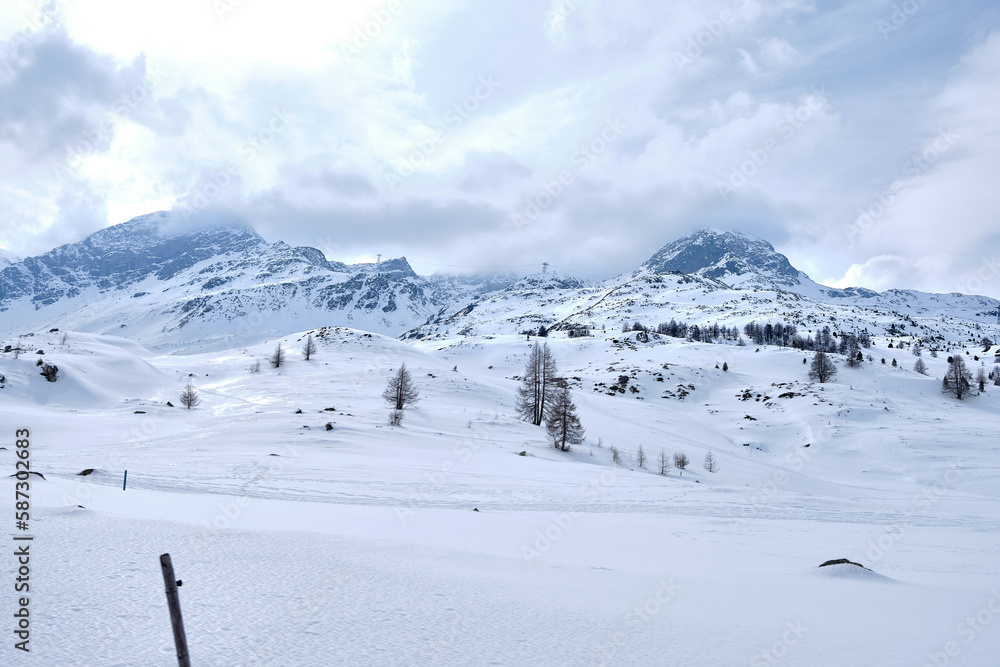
[3,328,999,666]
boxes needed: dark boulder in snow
[819,558,868,569]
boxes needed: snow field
[1,328,998,665]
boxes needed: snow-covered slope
[639,229,1000,318]
[0,212,515,351]
[2,218,998,355]
[409,230,1000,347]
[4,219,998,666]
[3,327,998,665]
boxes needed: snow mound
[810,562,897,583]
[0,332,169,407]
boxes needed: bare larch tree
[302,334,317,361]
[516,342,558,425]
[658,449,670,475]
[383,363,420,410]
[808,351,838,383]
[545,383,584,452]
[179,382,201,409]
[268,343,286,369]
[943,355,973,400]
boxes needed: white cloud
[0,0,997,301]
[823,254,951,292]
[832,30,1000,293]
[756,37,799,69]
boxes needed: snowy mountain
[410,230,1000,345]
[1,217,997,351]
[2,224,999,666]
[639,228,813,292]
[638,229,1000,320]
[0,212,515,351]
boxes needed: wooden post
[159,553,191,667]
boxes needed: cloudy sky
[1,0,998,296]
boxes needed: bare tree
[268,343,286,369]
[302,334,317,361]
[673,452,689,475]
[179,382,201,409]
[913,358,928,375]
[515,342,559,425]
[383,363,420,410]
[703,451,719,473]
[545,384,584,452]
[943,355,973,400]
[808,351,838,383]
[843,335,862,368]
[636,445,647,469]
[611,446,622,464]
[976,364,988,393]
[658,449,670,475]
[248,358,261,374]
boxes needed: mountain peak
[81,211,263,249]
[0,248,19,269]
[0,212,270,307]
[352,257,417,278]
[640,228,805,289]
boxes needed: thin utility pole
[159,553,191,667]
